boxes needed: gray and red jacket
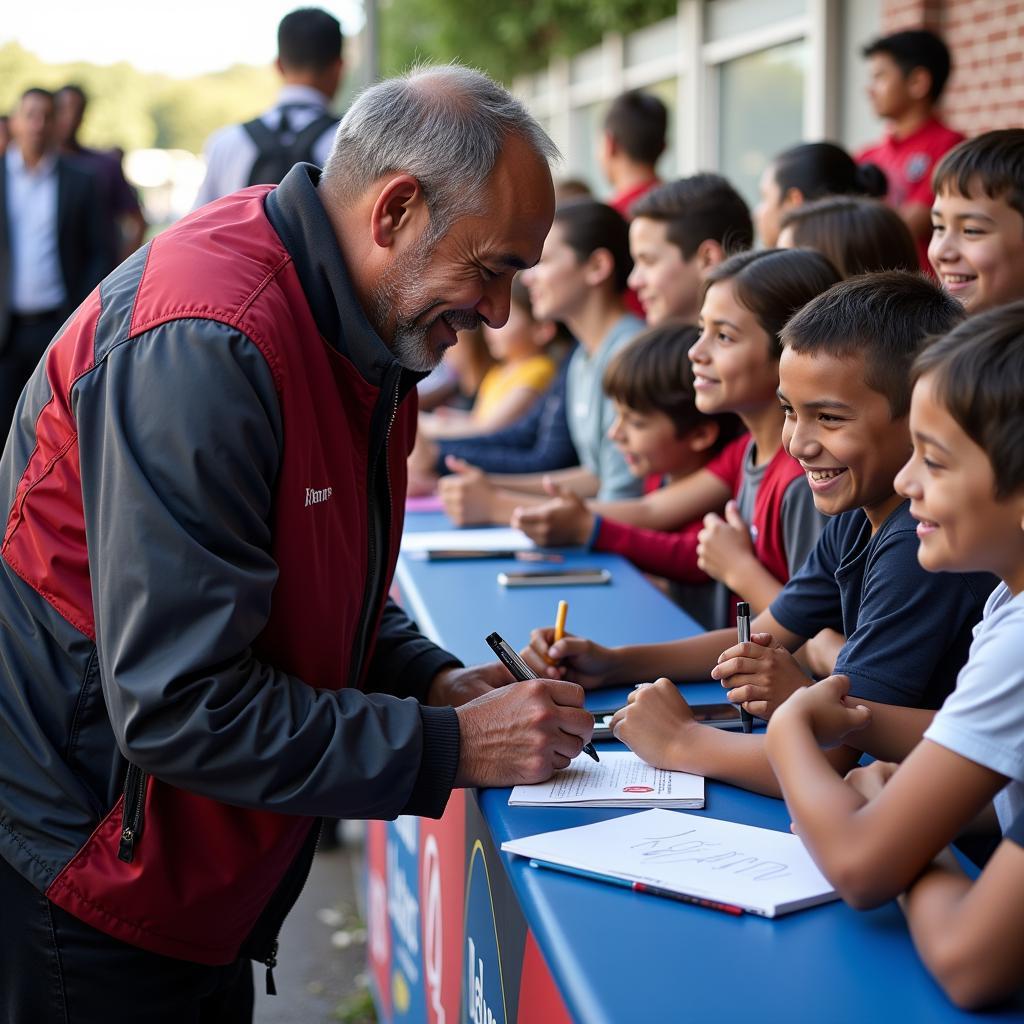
[0,165,462,967]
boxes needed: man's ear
[371,175,425,249]
[906,66,933,103]
[782,186,805,211]
[695,238,726,273]
[583,246,615,288]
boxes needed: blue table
[376,513,1024,1023]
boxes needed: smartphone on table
[497,567,611,587]
[590,701,743,741]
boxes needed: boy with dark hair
[600,322,742,626]
[628,173,753,325]
[929,129,1024,315]
[857,28,964,271]
[525,272,996,797]
[600,90,667,218]
[765,303,1024,1008]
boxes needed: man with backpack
[193,7,343,208]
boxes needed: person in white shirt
[193,7,344,208]
[0,87,104,434]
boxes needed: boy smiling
[929,130,1024,315]
[526,273,996,796]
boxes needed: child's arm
[796,628,846,679]
[900,843,1024,1010]
[513,468,732,546]
[423,387,545,440]
[489,464,600,498]
[765,675,1007,909]
[607,677,862,797]
[590,517,711,585]
[715,635,938,759]
[695,500,784,613]
[521,606,806,688]
[437,458,599,526]
[591,467,732,532]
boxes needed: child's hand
[799,628,845,679]
[521,627,619,689]
[712,632,808,719]
[609,679,698,769]
[512,483,594,547]
[696,501,755,587]
[408,429,439,476]
[438,457,495,526]
[768,674,872,749]
[843,759,898,804]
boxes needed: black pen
[485,631,599,762]
[736,602,754,733]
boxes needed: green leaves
[379,0,676,82]
[0,41,277,154]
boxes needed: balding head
[321,64,558,242]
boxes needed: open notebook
[509,751,704,809]
[502,808,838,918]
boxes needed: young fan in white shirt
[765,301,1024,1009]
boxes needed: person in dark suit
[0,87,106,436]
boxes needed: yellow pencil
[554,599,569,644]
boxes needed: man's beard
[370,238,481,372]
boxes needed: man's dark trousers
[0,854,255,1023]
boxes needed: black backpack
[242,108,339,186]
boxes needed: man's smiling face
[373,135,555,372]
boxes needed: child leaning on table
[765,304,1024,1010]
[523,272,996,797]
[514,249,836,623]
[595,320,742,627]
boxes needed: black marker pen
[736,602,754,734]
[486,631,599,762]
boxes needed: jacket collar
[265,163,423,395]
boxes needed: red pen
[632,881,744,916]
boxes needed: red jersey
[857,117,965,272]
[609,178,661,218]
[609,178,660,318]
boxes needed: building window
[717,38,808,206]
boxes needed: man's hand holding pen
[453,679,595,787]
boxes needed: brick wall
[882,0,1024,134]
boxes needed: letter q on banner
[422,835,445,1024]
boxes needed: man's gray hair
[321,63,559,241]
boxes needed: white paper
[399,527,535,554]
[509,751,704,808]
[501,808,838,917]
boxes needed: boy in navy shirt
[525,272,996,796]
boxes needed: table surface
[397,512,1024,1023]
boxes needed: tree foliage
[379,0,677,81]
[0,42,278,153]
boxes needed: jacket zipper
[253,373,400,993]
[248,367,399,988]
[117,763,147,863]
[243,817,323,995]
[263,938,279,995]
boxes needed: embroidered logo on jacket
[305,486,333,507]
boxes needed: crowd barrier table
[366,512,1024,1024]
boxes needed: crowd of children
[412,25,1024,1010]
